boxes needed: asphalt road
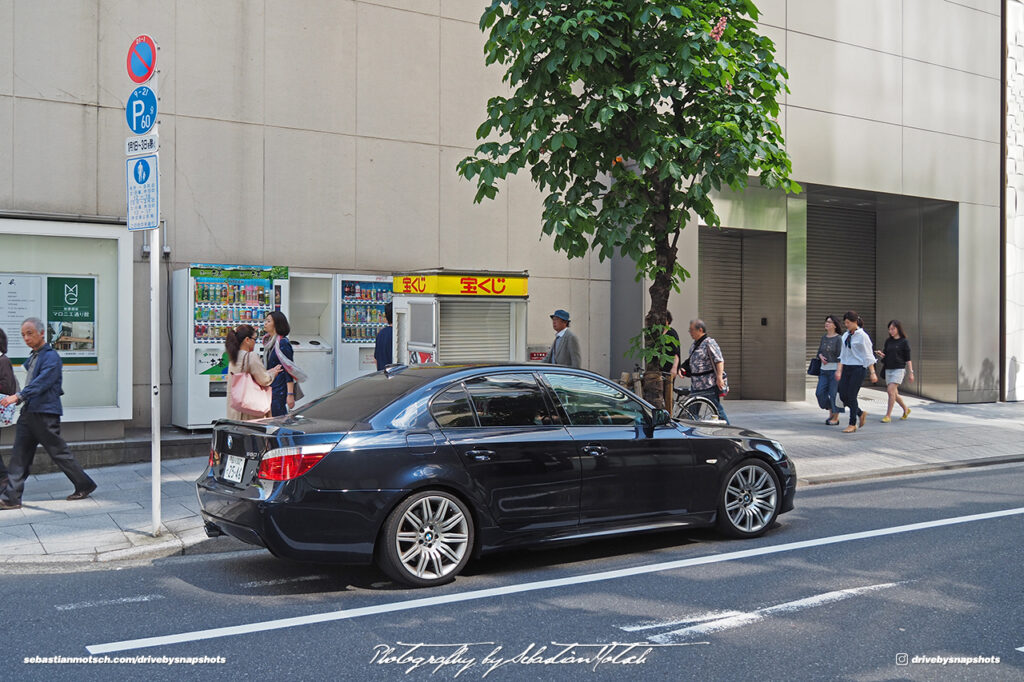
[4,463,1024,681]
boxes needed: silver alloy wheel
[393,495,470,581]
[724,464,778,533]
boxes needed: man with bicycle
[680,319,729,423]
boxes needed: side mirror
[652,409,672,427]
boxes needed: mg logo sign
[64,284,79,305]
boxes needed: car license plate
[223,455,245,483]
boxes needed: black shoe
[67,484,97,501]
[0,498,21,510]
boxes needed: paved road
[4,464,1023,681]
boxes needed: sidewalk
[3,389,1023,565]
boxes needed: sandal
[880,416,891,423]
[826,419,839,425]
[842,425,857,433]
[901,408,911,420]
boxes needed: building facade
[0,0,1018,444]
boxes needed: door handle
[582,444,607,457]
[465,449,495,462]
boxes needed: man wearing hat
[543,309,582,368]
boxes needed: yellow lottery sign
[392,274,528,297]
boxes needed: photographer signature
[370,640,706,677]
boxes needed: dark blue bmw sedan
[197,364,796,587]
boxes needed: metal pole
[151,226,162,536]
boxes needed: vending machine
[335,274,393,385]
[287,272,335,408]
[171,264,290,429]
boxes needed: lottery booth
[391,270,529,366]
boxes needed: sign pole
[125,33,162,537]
[151,224,161,537]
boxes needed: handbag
[228,352,272,417]
[0,394,18,428]
[807,357,821,376]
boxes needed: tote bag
[228,352,271,417]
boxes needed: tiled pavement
[2,387,1023,564]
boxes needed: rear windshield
[292,372,428,423]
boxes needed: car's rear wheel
[378,490,474,587]
[716,459,781,538]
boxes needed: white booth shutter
[439,300,512,363]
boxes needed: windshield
[292,371,429,423]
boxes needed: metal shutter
[438,300,512,363]
[699,228,743,398]
[805,206,877,380]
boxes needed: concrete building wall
[1007,0,1024,400]
[0,1,609,431]
[661,0,1003,402]
[0,0,1011,426]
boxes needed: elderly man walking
[542,309,582,368]
[0,318,96,510]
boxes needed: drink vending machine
[335,274,393,386]
[171,264,290,429]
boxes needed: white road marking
[619,611,745,632]
[643,583,902,643]
[86,505,1024,654]
[239,575,328,588]
[1016,646,1024,654]
[56,594,165,611]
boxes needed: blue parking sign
[126,86,157,135]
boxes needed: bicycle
[672,386,721,422]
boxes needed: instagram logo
[896,653,909,666]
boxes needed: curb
[798,454,1024,486]
[2,528,257,567]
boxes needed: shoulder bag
[679,335,708,376]
[807,357,821,376]
[228,352,272,417]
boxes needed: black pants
[1,412,94,504]
[838,365,867,426]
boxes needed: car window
[464,373,553,427]
[430,384,477,428]
[544,373,647,426]
[292,371,427,424]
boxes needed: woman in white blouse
[835,311,878,433]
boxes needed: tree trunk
[641,198,679,410]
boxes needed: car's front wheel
[378,490,474,587]
[716,459,781,538]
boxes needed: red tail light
[209,448,219,467]
[257,445,332,481]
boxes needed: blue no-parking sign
[126,154,159,231]
[127,35,157,84]
[126,86,157,135]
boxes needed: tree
[458,0,800,406]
